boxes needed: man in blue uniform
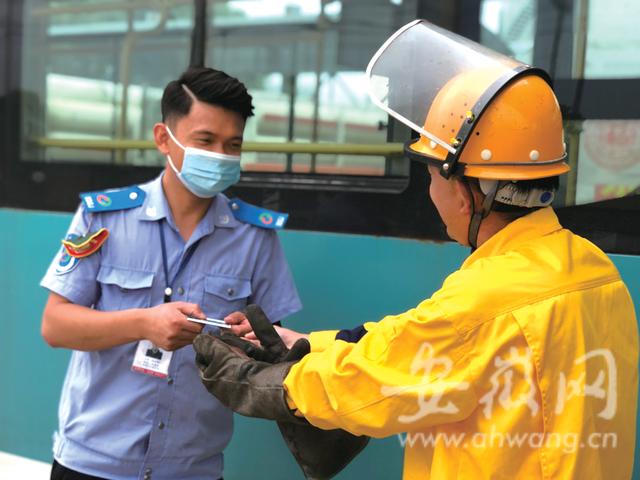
[40,67,302,480]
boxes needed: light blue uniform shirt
[40,175,302,480]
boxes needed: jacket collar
[462,207,564,269]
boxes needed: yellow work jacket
[284,208,638,479]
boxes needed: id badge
[131,340,173,378]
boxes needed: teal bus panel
[0,207,637,478]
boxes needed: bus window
[20,0,192,165]
[573,120,640,205]
[479,0,640,211]
[19,0,416,178]
[6,0,638,252]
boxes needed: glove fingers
[218,332,271,362]
[283,338,311,362]
[245,304,287,355]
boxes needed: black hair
[161,66,254,123]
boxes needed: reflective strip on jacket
[284,207,638,479]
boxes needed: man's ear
[153,123,170,155]
[453,178,474,215]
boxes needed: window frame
[1,0,445,239]
[1,0,639,254]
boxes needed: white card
[131,340,173,378]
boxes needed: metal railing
[35,137,404,156]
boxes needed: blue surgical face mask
[165,126,241,198]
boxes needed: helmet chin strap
[465,179,501,250]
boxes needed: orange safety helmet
[406,68,569,180]
[367,19,570,248]
[367,19,569,180]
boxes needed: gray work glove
[194,333,304,422]
[194,305,369,479]
[215,304,310,363]
[275,421,369,480]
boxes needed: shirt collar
[210,193,240,229]
[177,193,240,247]
[462,207,564,269]
[137,175,239,230]
[138,174,172,222]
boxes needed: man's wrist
[131,308,150,341]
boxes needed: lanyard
[158,221,199,303]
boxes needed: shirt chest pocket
[202,275,252,318]
[97,265,155,311]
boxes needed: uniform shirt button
[145,467,152,474]
[227,287,235,296]
[177,287,185,295]
[158,421,165,430]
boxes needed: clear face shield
[366,19,527,161]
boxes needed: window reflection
[575,120,640,204]
[207,0,392,175]
[480,0,640,207]
[584,0,640,78]
[21,0,399,176]
[21,0,191,165]
[480,0,536,64]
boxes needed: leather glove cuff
[196,334,305,424]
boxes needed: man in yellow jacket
[194,20,638,479]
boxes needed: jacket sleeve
[283,299,478,437]
[308,320,381,353]
[308,330,339,352]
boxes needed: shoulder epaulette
[79,186,145,213]
[228,198,288,229]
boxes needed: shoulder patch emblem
[228,198,288,229]
[80,186,145,213]
[55,234,80,275]
[62,227,109,258]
